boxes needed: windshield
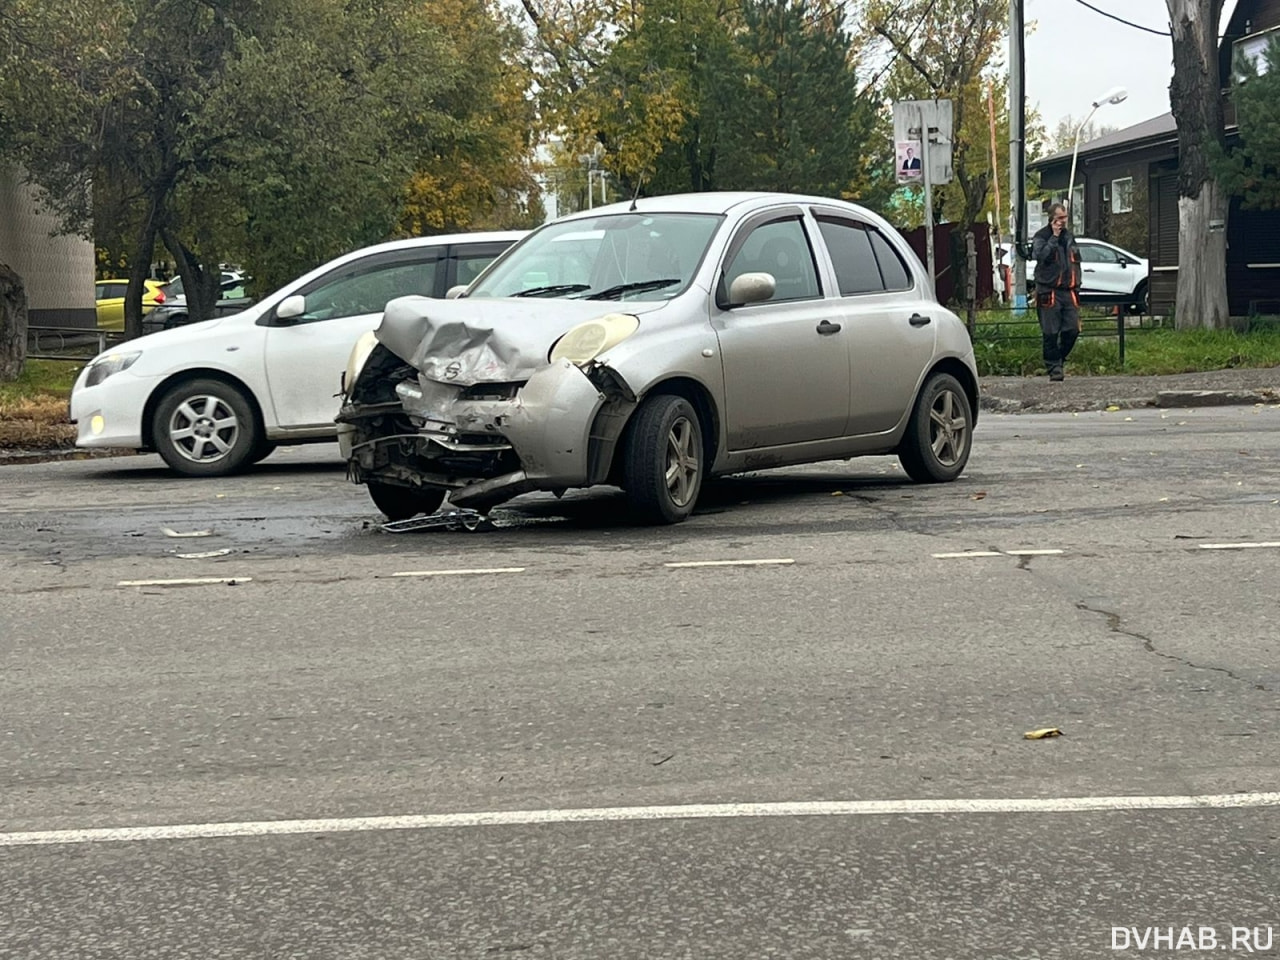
[468,212,723,301]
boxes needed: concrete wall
[0,166,96,328]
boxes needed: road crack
[1076,601,1269,691]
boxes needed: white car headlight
[84,351,142,387]
[344,330,378,396]
[549,314,640,366]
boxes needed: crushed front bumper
[339,358,635,511]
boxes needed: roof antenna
[629,171,644,212]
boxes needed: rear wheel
[623,395,704,524]
[368,482,446,521]
[897,372,973,484]
[153,378,258,477]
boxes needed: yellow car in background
[95,279,166,331]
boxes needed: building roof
[1030,112,1178,169]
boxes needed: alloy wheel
[929,388,969,467]
[665,416,700,508]
[168,394,240,463]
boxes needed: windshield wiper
[584,278,682,300]
[510,283,591,298]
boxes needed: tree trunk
[162,228,220,324]
[1168,0,1230,329]
[0,263,29,382]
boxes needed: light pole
[1067,87,1128,231]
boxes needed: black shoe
[1049,370,1065,382]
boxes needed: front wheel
[368,482,446,521]
[897,372,973,484]
[623,395,704,524]
[153,378,259,477]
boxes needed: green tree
[1,0,536,334]
[1217,37,1280,212]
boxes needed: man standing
[1031,203,1082,381]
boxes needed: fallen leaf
[176,548,232,559]
[831,491,844,497]
[1124,417,1133,422]
[1024,728,1063,740]
[971,491,987,500]
[1106,405,1121,412]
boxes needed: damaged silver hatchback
[337,192,979,524]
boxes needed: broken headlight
[344,330,378,396]
[549,313,639,366]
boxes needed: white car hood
[376,295,669,386]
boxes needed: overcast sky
[1024,0,1239,134]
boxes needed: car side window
[1079,244,1115,264]
[817,219,883,295]
[455,255,497,288]
[724,218,821,302]
[299,256,441,323]
[868,230,913,291]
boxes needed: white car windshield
[468,212,723,301]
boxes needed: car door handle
[816,319,842,335]
[1083,268,1097,273]
[909,313,932,327]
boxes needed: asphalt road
[2,406,1279,958]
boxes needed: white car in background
[70,231,524,476]
[1001,238,1150,313]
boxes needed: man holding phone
[1031,203,1082,381]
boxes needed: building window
[1235,28,1278,76]
[1112,177,1134,214]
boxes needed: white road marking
[4,792,1279,848]
[932,551,1003,559]
[1198,542,1280,551]
[664,559,795,568]
[391,567,526,578]
[117,577,252,587]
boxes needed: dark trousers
[1037,291,1080,373]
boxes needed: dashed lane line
[4,791,1280,848]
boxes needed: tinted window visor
[468,213,724,301]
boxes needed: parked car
[1000,238,1149,312]
[337,192,979,525]
[144,275,257,332]
[94,279,166,331]
[70,232,524,475]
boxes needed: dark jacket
[1031,224,1081,295]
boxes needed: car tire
[368,482,445,521]
[622,395,704,524]
[897,372,973,484]
[153,378,259,477]
[1130,281,1149,315]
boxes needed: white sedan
[70,231,523,476]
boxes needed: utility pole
[1009,0,1027,312]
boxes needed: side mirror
[445,284,467,300]
[726,272,776,307]
[276,294,306,322]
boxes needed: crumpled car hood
[375,295,667,386]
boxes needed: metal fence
[970,293,1170,366]
[26,326,123,362]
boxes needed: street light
[1067,86,1128,231]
